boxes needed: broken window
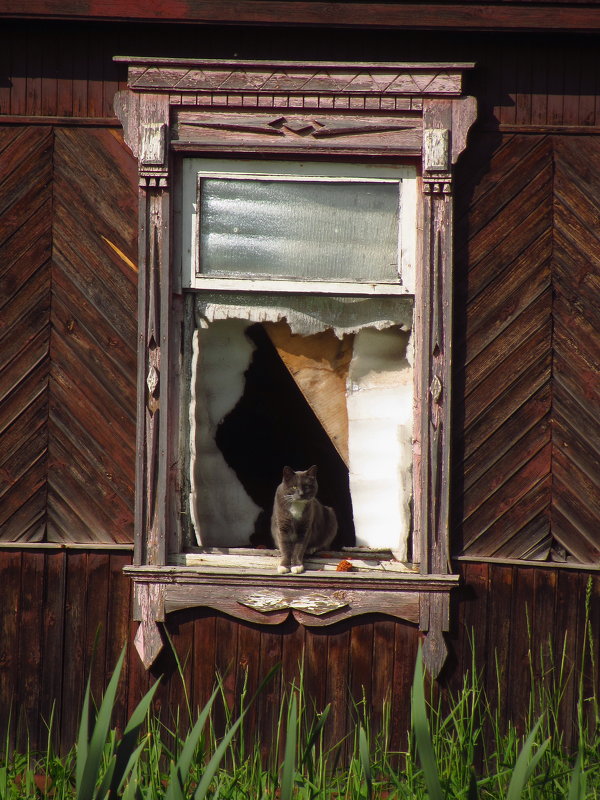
[178,159,418,568]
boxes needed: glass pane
[198,178,399,281]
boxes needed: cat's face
[282,465,318,500]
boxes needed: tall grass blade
[300,703,330,769]
[164,686,221,800]
[280,692,297,800]
[567,752,585,800]
[110,681,160,796]
[359,725,373,800]
[506,718,549,800]
[76,672,93,798]
[411,645,444,800]
[193,663,280,800]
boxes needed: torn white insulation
[190,299,414,554]
[189,319,261,546]
[194,293,413,337]
[346,327,413,556]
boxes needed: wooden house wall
[0,20,599,752]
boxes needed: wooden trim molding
[4,2,600,32]
[115,57,477,677]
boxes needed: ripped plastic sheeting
[194,292,413,338]
[189,319,261,546]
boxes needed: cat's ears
[282,466,295,481]
[282,465,318,480]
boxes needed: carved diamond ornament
[239,590,348,615]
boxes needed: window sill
[125,558,459,668]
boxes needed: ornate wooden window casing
[114,58,477,677]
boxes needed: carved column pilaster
[417,97,476,676]
[116,91,172,663]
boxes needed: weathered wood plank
[257,625,282,762]
[464,321,552,428]
[463,418,551,521]
[16,551,44,749]
[0,551,21,749]
[349,621,374,710]
[107,553,133,726]
[40,551,67,745]
[460,355,551,464]
[192,611,217,710]
[391,619,418,753]
[60,552,88,747]
[465,136,550,237]
[370,620,395,745]
[8,2,600,31]
[464,288,551,394]
[483,565,512,726]
[325,622,351,756]
[465,458,551,555]
[467,162,552,284]
[507,567,535,734]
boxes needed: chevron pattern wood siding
[552,138,600,563]
[0,126,138,543]
[48,128,138,543]
[0,127,52,541]
[455,134,600,563]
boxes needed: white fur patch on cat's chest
[289,499,308,520]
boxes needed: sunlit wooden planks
[47,127,138,543]
[551,137,600,563]
[455,133,554,559]
[0,126,52,542]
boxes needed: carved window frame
[115,58,476,676]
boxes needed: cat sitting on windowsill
[271,465,337,574]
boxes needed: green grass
[1,602,599,798]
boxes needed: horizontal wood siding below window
[0,551,598,754]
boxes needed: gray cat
[271,465,337,574]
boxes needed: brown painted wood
[257,626,283,762]
[349,622,374,713]
[391,620,419,753]
[192,612,217,710]
[60,552,88,746]
[106,553,133,727]
[0,126,52,543]
[0,551,22,749]
[6,1,600,31]
[16,554,45,747]
[39,551,67,745]
[2,15,600,766]
[482,565,512,727]
[370,620,395,746]
[324,622,351,757]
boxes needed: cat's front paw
[277,564,291,574]
[290,564,305,574]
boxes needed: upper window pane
[179,159,417,291]
[198,177,399,282]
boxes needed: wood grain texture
[455,131,600,563]
[0,127,52,543]
[454,133,554,560]
[0,551,598,756]
[5,1,600,31]
[48,127,138,543]
[551,137,600,563]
